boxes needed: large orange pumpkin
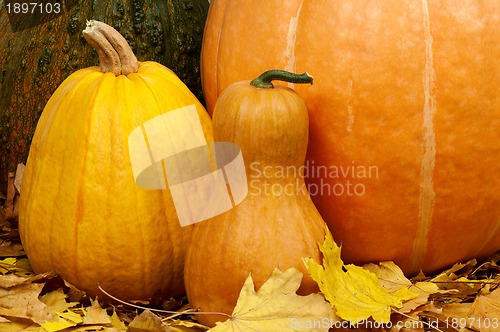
[200,0,500,275]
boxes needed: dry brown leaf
[398,282,440,314]
[0,316,40,331]
[441,302,473,321]
[128,309,171,332]
[210,268,335,332]
[0,281,53,324]
[431,273,485,296]
[0,273,87,330]
[0,202,6,226]
[0,273,31,288]
[363,261,412,292]
[447,259,478,277]
[0,271,53,288]
[467,287,500,332]
[410,270,429,283]
[14,163,25,194]
[388,302,433,332]
[4,171,19,223]
[83,299,112,325]
[0,241,24,257]
[167,319,209,332]
[400,282,461,314]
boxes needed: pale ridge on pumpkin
[283,0,303,78]
[412,0,437,275]
[212,1,229,104]
[346,79,355,133]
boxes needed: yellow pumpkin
[184,70,326,327]
[19,21,213,300]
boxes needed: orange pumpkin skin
[201,0,500,275]
[184,75,326,327]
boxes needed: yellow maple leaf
[0,257,33,277]
[110,310,127,330]
[209,267,335,332]
[303,228,417,324]
[40,310,83,332]
[39,318,74,332]
[0,258,17,275]
[39,289,79,316]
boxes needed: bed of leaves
[1,169,499,332]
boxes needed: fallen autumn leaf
[209,267,335,332]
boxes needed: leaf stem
[97,284,231,318]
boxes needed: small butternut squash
[184,70,326,327]
[19,21,213,301]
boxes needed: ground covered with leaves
[1,174,499,332]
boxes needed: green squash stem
[250,70,313,88]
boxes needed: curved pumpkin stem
[82,20,139,76]
[250,70,313,88]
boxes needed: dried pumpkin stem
[82,20,138,76]
[250,69,313,88]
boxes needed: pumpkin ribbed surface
[20,61,213,300]
[200,0,500,275]
[185,75,325,327]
